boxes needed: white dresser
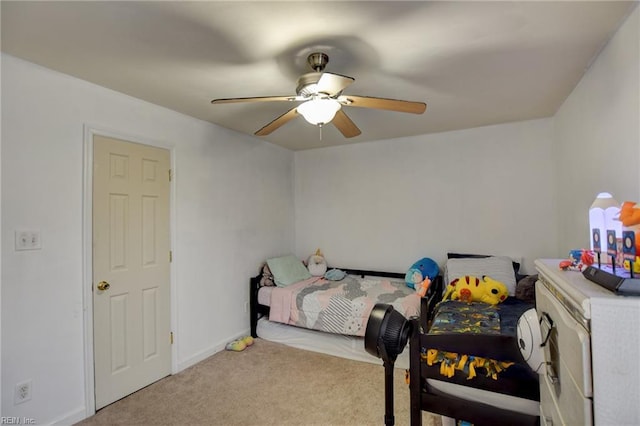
[535,259,640,426]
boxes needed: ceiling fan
[211,52,427,138]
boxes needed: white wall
[294,118,558,275]
[1,54,294,424]
[0,34,3,418]
[554,6,639,254]
[2,5,638,425]
[294,6,640,275]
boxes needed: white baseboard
[177,328,250,372]
[50,406,86,425]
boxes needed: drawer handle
[540,312,555,347]
[546,365,559,384]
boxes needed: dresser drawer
[536,280,592,397]
[540,373,564,426]
[539,355,593,426]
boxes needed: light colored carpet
[77,339,442,426]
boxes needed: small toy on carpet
[225,335,255,352]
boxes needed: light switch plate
[15,230,42,251]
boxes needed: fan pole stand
[384,360,395,426]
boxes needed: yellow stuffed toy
[443,275,508,305]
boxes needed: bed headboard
[334,268,405,279]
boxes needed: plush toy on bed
[307,249,328,277]
[443,275,509,305]
[405,257,439,289]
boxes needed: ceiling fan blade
[332,109,361,138]
[254,107,299,136]
[211,95,301,104]
[317,72,354,96]
[342,95,426,114]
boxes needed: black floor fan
[365,304,412,426]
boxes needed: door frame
[81,124,178,417]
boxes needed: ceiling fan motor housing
[296,53,331,97]
[296,72,324,97]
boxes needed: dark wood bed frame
[408,313,540,426]
[249,267,443,338]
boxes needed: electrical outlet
[14,380,32,405]
[15,230,42,251]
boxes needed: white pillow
[445,256,517,296]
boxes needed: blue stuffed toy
[405,257,439,289]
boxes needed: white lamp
[589,192,621,253]
[297,99,341,125]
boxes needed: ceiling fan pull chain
[319,124,323,141]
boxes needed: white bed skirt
[256,317,410,369]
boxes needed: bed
[408,255,541,426]
[249,255,443,368]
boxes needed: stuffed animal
[307,249,328,277]
[405,257,439,289]
[324,268,347,281]
[443,275,508,305]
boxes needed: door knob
[97,281,111,291]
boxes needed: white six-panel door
[93,135,171,409]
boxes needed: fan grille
[382,309,411,359]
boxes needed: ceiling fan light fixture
[297,98,341,125]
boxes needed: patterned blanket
[269,275,420,336]
[424,299,534,380]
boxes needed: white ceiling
[1,1,636,150]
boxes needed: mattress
[258,286,272,306]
